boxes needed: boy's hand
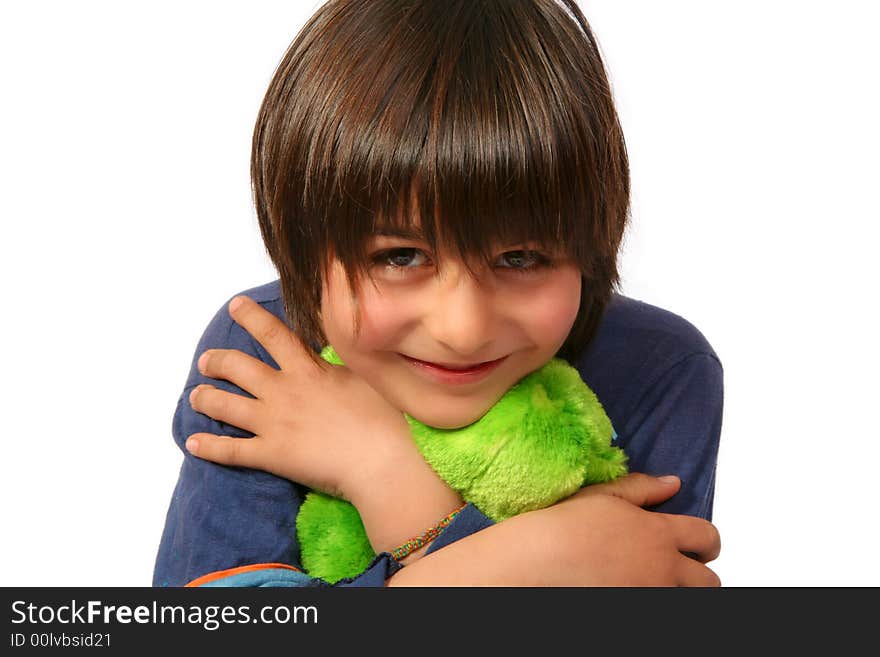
[389,473,722,587]
[555,473,722,584]
[185,295,416,502]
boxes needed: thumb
[185,433,265,471]
[576,472,681,508]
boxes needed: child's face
[320,235,582,429]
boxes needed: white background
[2,1,877,587]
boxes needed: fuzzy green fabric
[296,346,628,583]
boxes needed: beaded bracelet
[390,503,468,561]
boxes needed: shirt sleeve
[423,503,496,557]
[616,353,724,520]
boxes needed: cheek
[351,291,410,350]
[523,270,582,344]
[322,273,414,353]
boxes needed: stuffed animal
[295,346,628,583]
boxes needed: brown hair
[251,0,630,363]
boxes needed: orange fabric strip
[184,562,303,588]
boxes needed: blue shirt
[153,280,723,586]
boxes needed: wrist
[389,502,467,563]
[347,431,463,556]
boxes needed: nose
[422,263,497,358]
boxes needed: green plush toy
[295,346,628,583]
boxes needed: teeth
[427,360,484,370]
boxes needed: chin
[404,401,494,430]
[418,417,475,430]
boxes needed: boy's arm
[383,350,724,571]
[388,474,720,586]
[153,296,404,587]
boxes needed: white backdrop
[2,0,877,587]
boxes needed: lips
[401,354,508,384]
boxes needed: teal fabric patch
[197,568,314,587]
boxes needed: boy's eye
[496,250,551,273]
[373,248,429,269]
[370,247,551,275]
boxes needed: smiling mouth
[400,354,508,378]
[402,355,502,370]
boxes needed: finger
[657,513,722,563]
[577,472,681,508]
[675,555,722,587]
[227,295,321,373]
[185,432,266,471]
[189,384,262,435]
[198,347,278,398]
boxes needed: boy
[154,0,722,586]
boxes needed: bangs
[288,0,613,277]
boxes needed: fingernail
[189,388,198,405]
[185,437,199,453]
[229,296,244,313]
[197,352,209,373]
[658,475,679,485]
